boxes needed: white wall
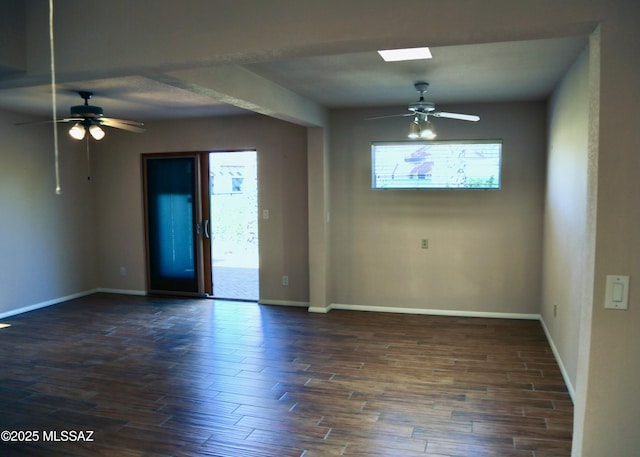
[576,15,640,455]
[329,102,547,314]
[0,111,97,317]
[542,46,590,395]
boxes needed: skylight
[377,47,432,62]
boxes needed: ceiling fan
[368,82,480,122]
[62,91,145,140]
[366,82,479,139]
[18,91,145,140]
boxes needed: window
[231,177,244,192]
[372,140,502,189]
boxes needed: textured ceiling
[246,36,588,108]
[0,1,589,123]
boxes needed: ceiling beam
[155,65,327,127]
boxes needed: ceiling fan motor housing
[409,101,435,113]
[70,104,104,118]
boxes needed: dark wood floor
[0,294,573,457]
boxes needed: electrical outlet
[421,239,429,249]
[282,275,289,286]
[119,266,127,276]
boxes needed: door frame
[199,153,213,295]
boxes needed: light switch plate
[604,275,630,310]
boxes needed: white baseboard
[97,288,147,296]
[0,288,151,320]
[0,288,99,319]
[314,303,572,400]
[327,303,540,320]
[539,316,576,401]
[308,305,331,313]
[259,299,309,308]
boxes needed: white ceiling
[0,35,587,123]
[246,36,588,107]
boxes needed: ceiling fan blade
[432,111,480,122]
[14,117,82,126]
[99,117,146,133]
[100,116,144,127]
[365,113,414,120]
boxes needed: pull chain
[49,0,61,195]
[86,136,92,181]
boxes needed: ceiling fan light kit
[408,119,420,139]
[408,116,437,139]
[68,121,105,140]
[88,124,105,140]
[69,122,86,140]
[418,118,436,139]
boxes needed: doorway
[143,151,259,299]
[209,151,259,301]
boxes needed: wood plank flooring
[0,294,573,456]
